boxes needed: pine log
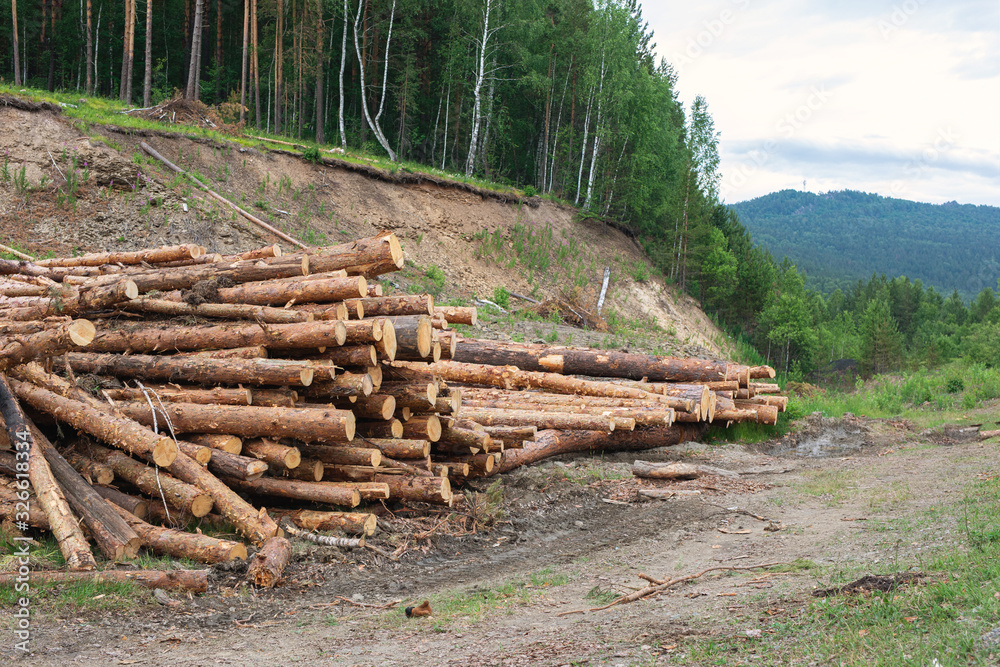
[0,569,209,591]
[376,381,438,411]
[438,425,493,452]
[731,400,779,426]
[495,424,708,473]
[108,501,247,563]
[377,456,435,477]
[183,433,243,455]
[344,394,396,420]
[386,316,432,359]
[458,387,696,414]
[374,474,452,505]
[743,395,789,412]
[302,371,373,398]
[341,319,384,345]
[295,231,404,277]
[434,306,477,326]
[302,344,377,367]
[204,449,269,481]
[36,244,203,267]
[0,376,96,570]
[401,415,442,442]
[437,330,459,359]
[246,536,292,587]
[189,345,270,359]
[176,440,213,465]
[452,339,767,384]
[269,458,324,482]
[355,419,404,439]
[343,294,434,318]
[82,443,214,517]
[631,460,739,480]
[113,401,356,442]
[0,282,138,320]
[390,360,670,403]
[317,479,391,500]
[0,319,96,368]
[248,388,298,407]
[297,445,381,467]
[62,450,115,485]
[9,378,178,467]
[460,400,671,427]
[225,476,361,507]
[0,482,52,528]
[123,297,314,323]
[85,319,349,353]
[207,275,366,306]
[273,509,376,535]
[242,438,302,469]
[482,425,537,442]
[223,245,283,261]
[375,318,397,361]
[92,485,149,519]
[152,253,222,268]
[749,382,781,394]
[65,352,315,387]
[351,437,428,459]
[457,408,620,431]
[429,314,449,330]
[103,385,253,407]
[295,302,350,320]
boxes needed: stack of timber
[0,231,784,586]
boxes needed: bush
[493,286,510,309]
[522,185,537,198]
[302,146,321,164]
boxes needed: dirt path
[6,417,996,666]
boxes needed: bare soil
[4,414,998,666]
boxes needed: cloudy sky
[641,0,1000,206]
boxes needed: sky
[641,0,1000,206]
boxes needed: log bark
[65,352,316,387]
[0,320,96,368]
[190,346,270,359]
[92,485,149,519]
[317,479,391,500]
[83,443,214,517]
[376,381,437,411]
[273,509,375,535]
[434,306,477,326]
[37,244,203,267]
[374,473,451,505]
[496,425,708,473]
[350,437,428,459]
[62,450,115,485]
[457,408,620,432]
[226,476,361,507]
[123,297,314,323]
[108,501,247,563]
[297,445,381,467]
[0,375,96,570]
[631,460,739,480]
[247,388,298,408]
[355,419,404,439]
[182,433,244,454]
[222,245,283,261]
[343,294,433,318]
[246,536,293,587]
[401,415,442,442]
[242,438,302,469]
[9,378,178,467]
[0,282,138,320]
[113,401,356,443]
[103,385,252,407]
[206,275,366,306]
[344,394,396,420]
[481,425,537,442]
[269,458,324,482]
[176,440,213,465]
[308,344,377,367]
[203,449,268,481]
[296,231,404,276]
[386,316,432,359]
[0,569,209,591]
[452,339,766,384]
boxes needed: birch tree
[464,0,501,177]
[337,0,347,148]
[143,0,152,105]
[352,0,396,160]
[185,0,204,99]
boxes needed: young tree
[860,297,902,375]
[337,0,347,148]
[185,0,205,100]
[314,0,325,143]
[464,0,501,177]
[352,0,396,160]
[85,0,92,93]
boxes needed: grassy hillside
[731,190,1000,299]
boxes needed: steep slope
[731,189,1000,299]
[0,100,728,357]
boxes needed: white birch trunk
[464,0,494,177]
[338,0,347,148]
[352,0,396,160]
[574,85,593,205]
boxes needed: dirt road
[4,415,995,666]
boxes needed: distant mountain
[730,190,1000,300]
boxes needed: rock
[976,625,1000,651]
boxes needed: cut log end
[68,319,97,346]
[152,439,179,467]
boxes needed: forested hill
[731,190,1000,300]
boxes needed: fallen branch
[282,520,365,548]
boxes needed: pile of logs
[0,232,785,587]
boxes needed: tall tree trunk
[314,0,324,143]
[143,0,152,105]
[84,0,92,92]
[240,0,249,124]
[540,45,553,189]
[11,0,20,86]
[440,79,450,170]
[574,85,593,205]
[185,0,203,99]
[351,0,395,160]
[337,0,347,148]
[465,0,494,177]
[274,0,283,133]
[121,0,136,102]
[252,0,260,125]
[547,54,571,194]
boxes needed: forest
[3,0,998,381]
[731,189,1000,300]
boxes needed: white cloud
[642,0,1000,205]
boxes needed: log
[36,244,203,267]
[103,385,253,407]
[65,353,316,388]
[434,306,477,326]
[302,371,373,398]
[341,318,384,345]
[0,482,52,528]
[183,433,243,455]
[437,330,459,359]
[122,297,314,323]
[297,445,381,467]
[114,401,356,443]
[0,319,95,368]
[206,275,366,306]
[282,522,366,548]
[0,375,96,570]
[307,344,378,367]
[452,339,764,384]
[345,394,396,420]
[248,388,298,407]
[375,318,397,361]
[176,440,213,464]
[189,345,270,359]
[377,456,435,477]
[223,245,283,262]
[242,438,302,469]
[386,316,432,359]
[0,569,209,592]
[108,501,247,563]
[226,476,361,507]
[373,474,452,505]
[62,450,115,485]
[457,408,619,432]
[85,319,349,353]
[402,415,442,442]
[204,449,269,481]
[269,458,324,482]
[92,485,149,519]
[351,437,428,459]
[496,425,708,473]
[482,425,537,442]
[437,425,493,452]
[355,419,404,439]
[273,509,376,535]
[343,294,434,318]
[631,460,739,480]
[318,479,391,500]
[298,231,404,276]
[83,444,214,517]
[9,378,178,467]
